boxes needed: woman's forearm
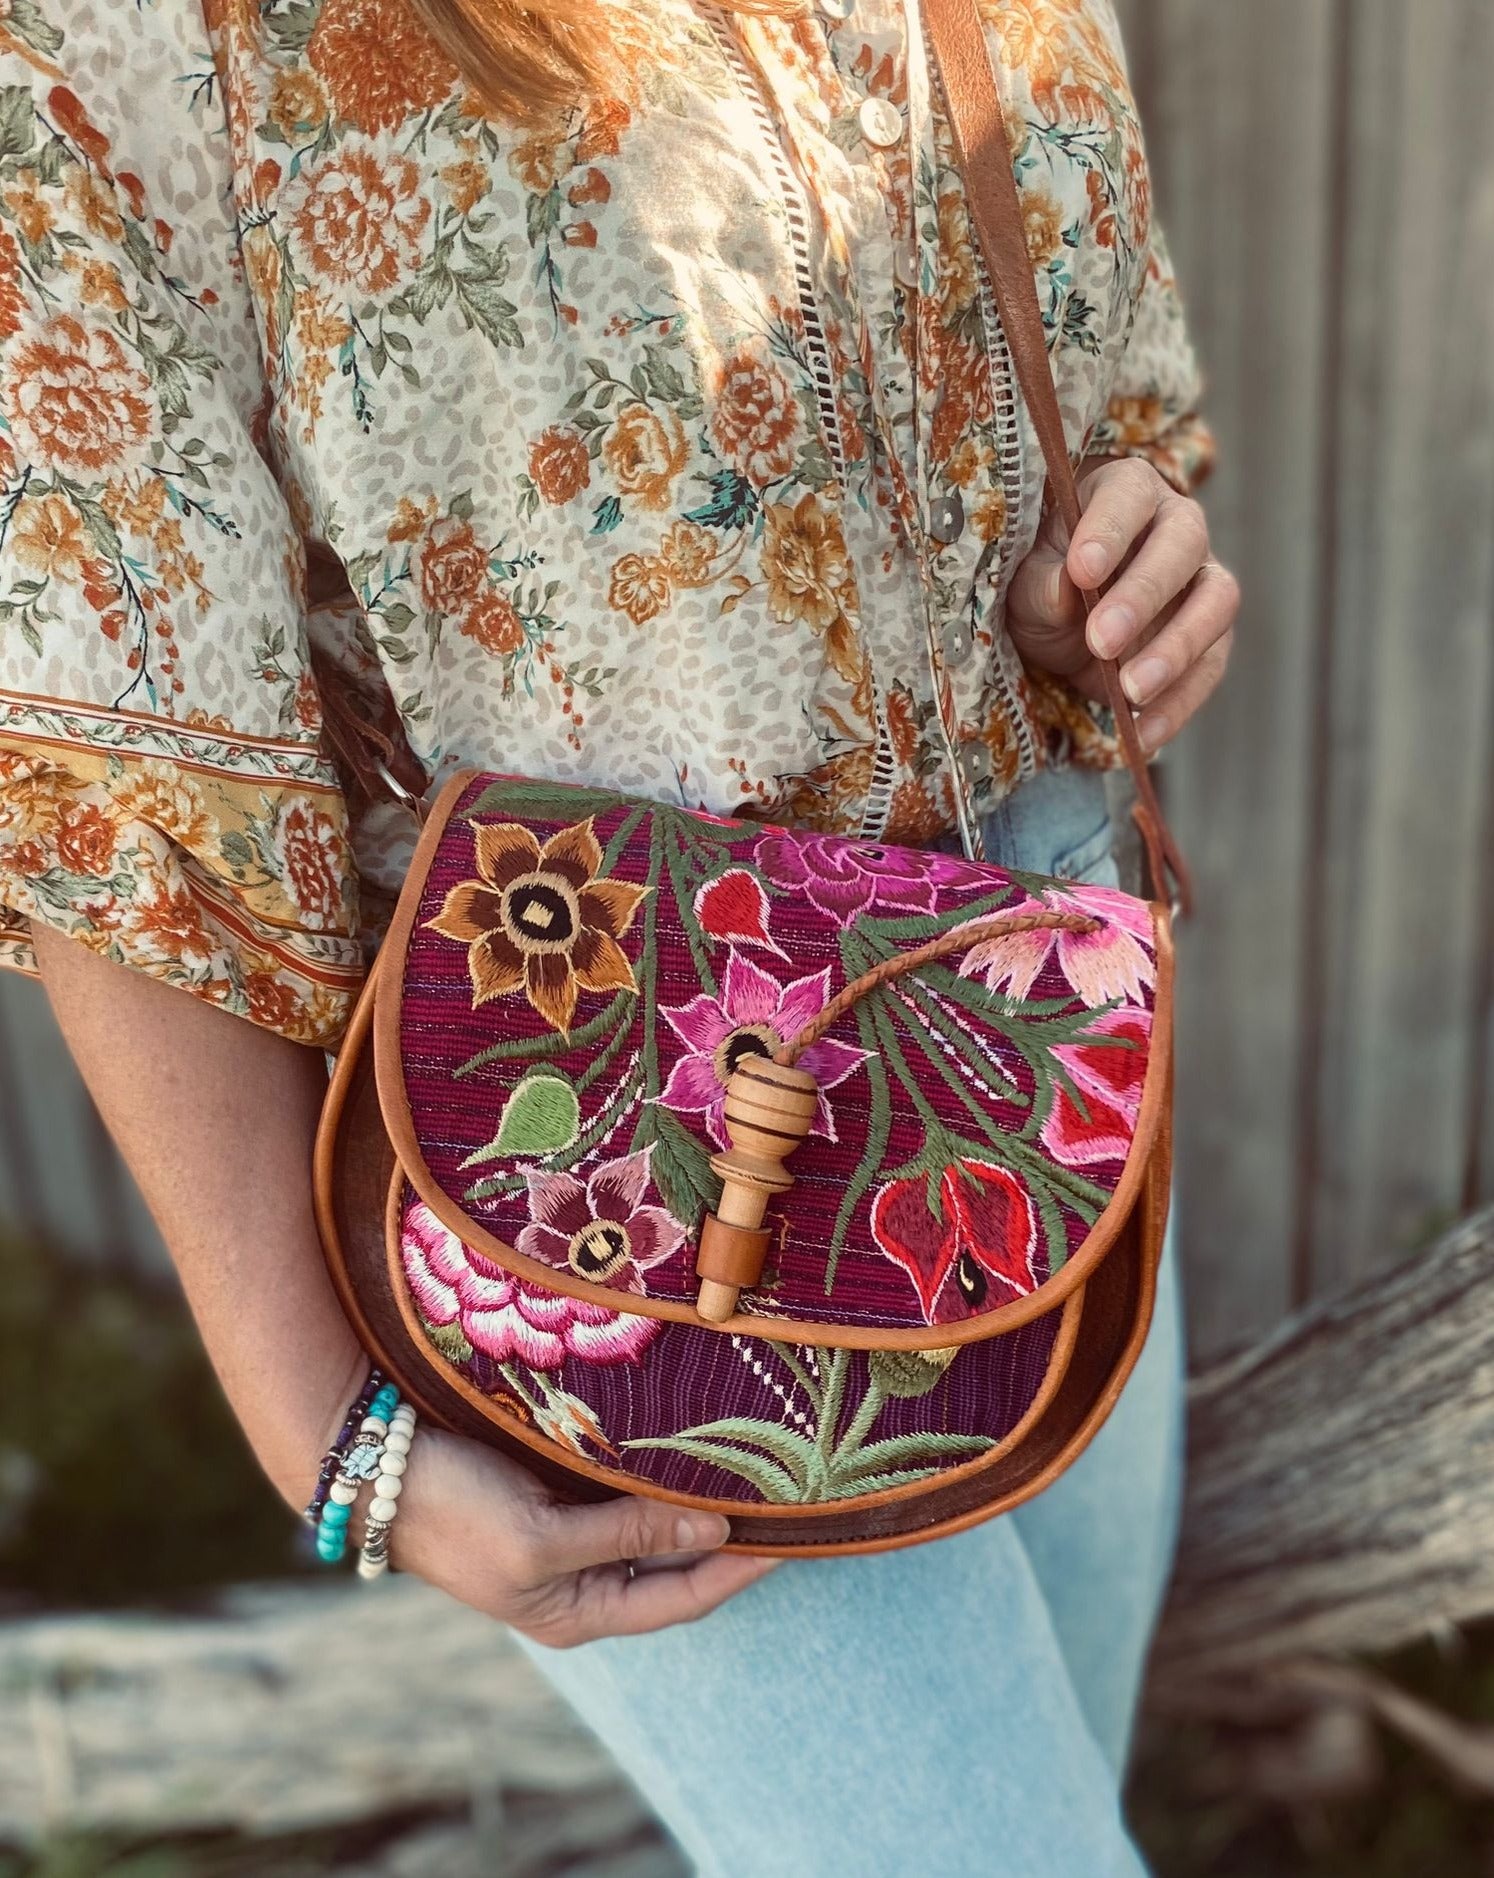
[33,922,364,1509]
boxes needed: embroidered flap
[377,773,1170,1345]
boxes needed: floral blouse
[0,0,1211,1046]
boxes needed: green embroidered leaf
[460,1071,580,1166]
[829,1429,992,1486]
[866,1346,960,1400]
[621,1433,803,1503]
[465,780,620,822]
[645,1106,718,1235]
[421,1317,475,1366]
[638,1415,818,1489]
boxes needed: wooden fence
[2,1,1493,1360]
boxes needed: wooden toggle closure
[694,1057,818,1322]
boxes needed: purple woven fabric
[400,1188,1062,1504]
[398,776,1157,1331]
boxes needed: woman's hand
[396,1426,776,1646]
[1006,457,1239,753]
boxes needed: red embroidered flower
[870,1160,1037,1324]
[1040,1007,1151,1168]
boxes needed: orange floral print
[608,552,670,626]
[272,801,349,929]
[461,589,526,655]
[1022,192,1066,266]
[659,520,716,589]
[418,515,487,611]
[2,315,155,478]
[289,146,430,298]
[0,227,25,339]
[709,349,802,488]
[575,98,631,163]
[528,426,591,506]
[602,404,688,512]
[11,493,90,583]
[54,801,118,875]
[306,0,457,136]
[268,69,329,140]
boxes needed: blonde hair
[408,0,804,127]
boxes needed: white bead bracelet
[357,1400,418,1581]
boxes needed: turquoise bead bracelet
[315,1380,402,1566]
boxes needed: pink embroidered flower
[754,830,986,926]
[400,1194,661,1370]
[1040,1006,1152,1168]
[870,1160,1038,1324]
[658,950,867,1144]
[515,1148,685,1292]
[959,882,1155,1007]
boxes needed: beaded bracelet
[302,1367,386,1529]
[315,1379,402,1566]
[358,1399,416,1581]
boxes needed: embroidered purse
[314,0,1189,1553]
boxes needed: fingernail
[1123,655,1167,705]
[677,1514,729,1550]
[1088,604,1134,659]
[1076,542,1108,583]
[1138,714,1166,753]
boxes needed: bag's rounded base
[316,977,1169,1556]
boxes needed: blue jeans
[518,767,1185,1877]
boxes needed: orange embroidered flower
[658,519,715,589]
[418,514,487,612]
[1021,191,1066,266]
[268,68,329,140]
[608,552,670,626]
[289,147,430,298]
[0,227,25,339]
[271,800,349,930]
[709,349,801,487]
[2,315,155,479]
[576,98,631,163]
[425,817,647,1031]
[306,0,457,136]
[54,802,118,876]
[602,403,687,512]
[11,492,89,583]
[461,588,526,655]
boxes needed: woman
[0,0,1236,1867]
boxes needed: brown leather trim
[380,1155,1084,1522]
[372,770,1175,1351]
[695,1215,773,1287]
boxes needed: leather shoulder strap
[924,0,1191,914]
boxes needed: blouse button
[941,617,975,667]
[928,493,965,544]
[858,96,903,149]
[959,740,993,789]
[818,0,853,17]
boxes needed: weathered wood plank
[1114,0,1339,1354]
[1151,1205,1494,1701]
[1304,0,1494,1298]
